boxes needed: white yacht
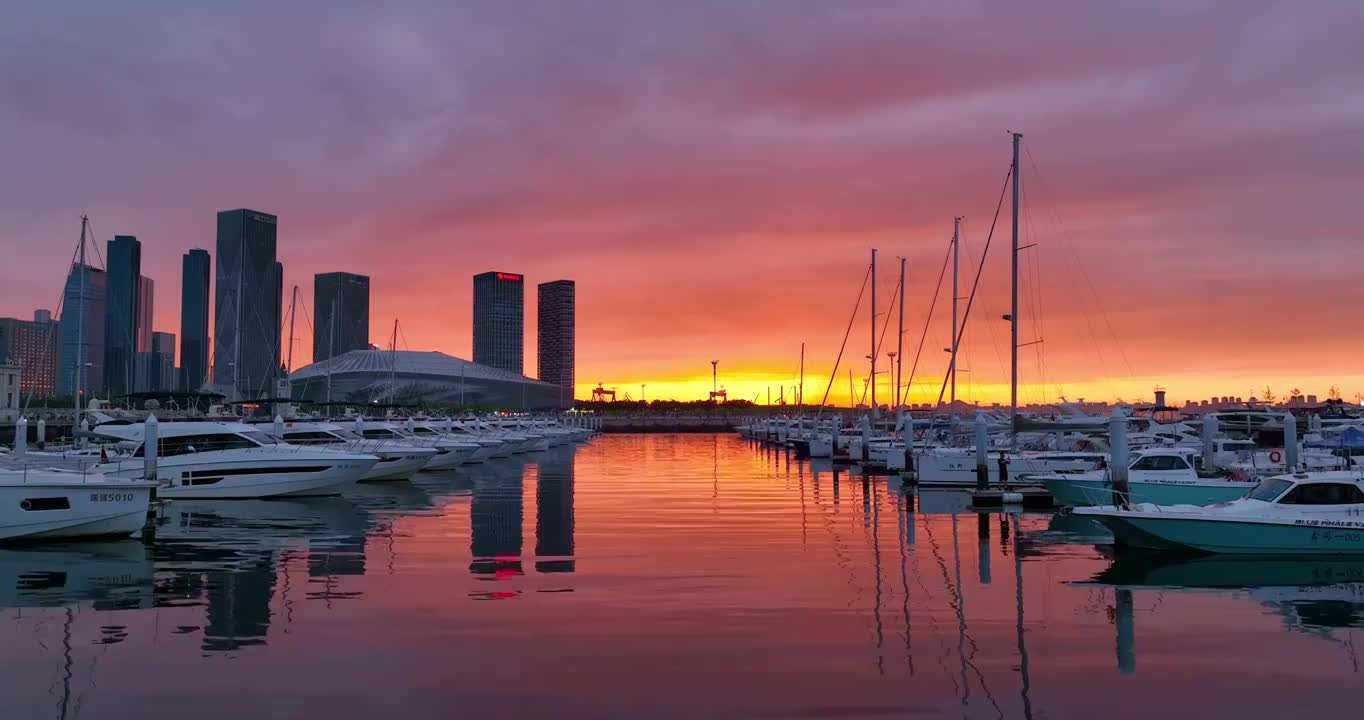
[0,468,156,541]
[277,422,437,481]
[913,447,1107,485]
[1039,448,1258,507]
[403,420,501,464]
[356,420,481,469]
[89,422,378,499]
[1076,470,1364,554]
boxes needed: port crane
[591,383,616,402]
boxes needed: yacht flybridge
[90,422,379,499]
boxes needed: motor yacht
[0,468,156,541]
[1039,448,1257,507]
[355,420,480,469]
[277,421,437,481]
[1075,470,1364,554]
[404,420,501,463]
[90,422,377,499]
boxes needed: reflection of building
[202,553,277,652]
[473,271,524,374]
[212,208,282,401]
[535,448,575,573]
[0,312,59,397]
[288,349,563,409]
[180,248,211,392]
[536,279,575,407]
[470,467,524,576]
[57,263,106,396]
[313,272,370,363]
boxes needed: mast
[798,342,805,412]
[895,257,905,408]
[869,248,877,415]
[1010,132,1022,451]
[389,318,398,404]
[325,295,336,414]
[233,231,244,404]
[950,216,960,414]
[285,285,298,373]
[74,215,88,413]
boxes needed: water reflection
[0,436,1362,719]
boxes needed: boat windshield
[1248,477,1293,502]
[239,431,281,445]
[410,426,438,435]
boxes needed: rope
[817,264,872,413]
[902,238,953,406]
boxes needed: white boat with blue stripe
[1075,470,1364,554]
[1040,448,1258,508]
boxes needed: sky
[2,1,1363,406]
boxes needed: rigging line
[902,237,953,406]
[23,226,84,411]
[817,263,872,413]
[933,164,1012,411]
[1025,146,1134,379]
[959,228,1009,398]
[1020,178,1046,404]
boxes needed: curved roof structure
[287,350,566,409]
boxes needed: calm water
[2,434,1362,719]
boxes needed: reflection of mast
[871,478,884,674]
[895,489,914,675]
[1011,512,1035,719]
[58,606,74,720]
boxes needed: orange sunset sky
[3,2,1363,406]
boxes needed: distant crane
[591,383,616,402]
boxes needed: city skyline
[3,3,1363,405]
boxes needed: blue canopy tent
[1307,426,1364,449]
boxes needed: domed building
[287,349,567,409]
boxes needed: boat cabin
[1246,472,1364,505]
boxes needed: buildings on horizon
[212,209,282,401]
[537,280,575,404]
[313,271,369,363]
[136,275,154,353]
[0,311,59,398]
[135,330,176,393]
[57,262,106,397]
[180,248,211,392]
[472,271,524,374]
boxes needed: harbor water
[2,434,1361,718]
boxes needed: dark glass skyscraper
[212,209,281,401]
[179,248,211,391]
[313,272,370,363]
[536,280,575,406]
[103,235,140,396]
[57,263,106,397]
[472,271,524,374]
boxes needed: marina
[3,433,1364,719]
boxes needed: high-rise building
[180,248,211,392]
[136,275,154,353]
[212,209,280,401]
[135,331,177,393]
[472,271,524,374]
[57,263,106,397]
[103,235,141,396]
[536,280,575,405]
[313,272,370,363]
[0,314,59,398]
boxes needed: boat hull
[916,452,1100,485]
[0,483,154,541]
[363,453,432,482]
[1083,512,1364,554]
[1044,476,1253,508]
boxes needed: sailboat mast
[1010,132,1022,451]
[869,248,877,415]
[798,342,805,412]
[325,296,336,413]
[75,215,88,413]
[285,285,298,374]
[951,217,960,414]
[896,257,905,409]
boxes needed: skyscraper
[537,280,575,405]
[103,235,140,396]
[180,248,211,392]
[57,263,106,397]
[0,314,59,398]
[136,276,154,353]
[212,209,280,401]
[135,331,177,393]
[472,271,524,374]
[313,272,370,363]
